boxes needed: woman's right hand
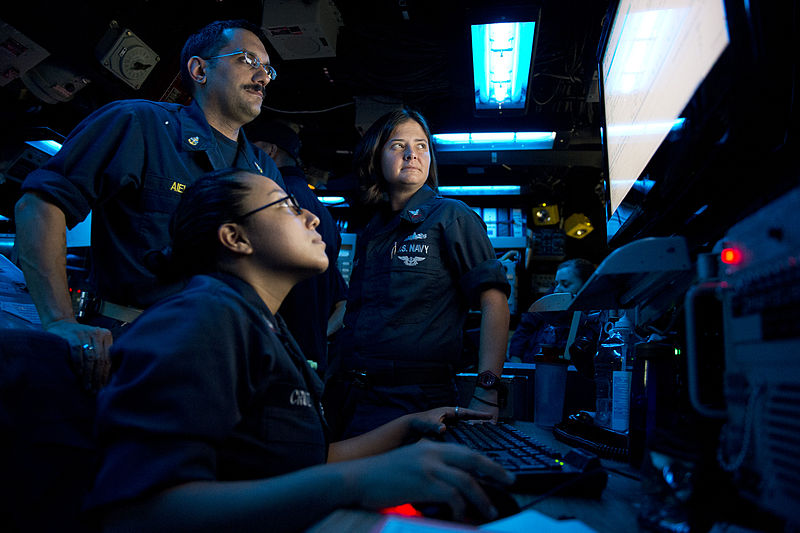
[343,439,514,521]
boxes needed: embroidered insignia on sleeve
[187,136,199,146]
[397,256,426,266]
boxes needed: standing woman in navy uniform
[85,169,513,531]
[325,108,511,439]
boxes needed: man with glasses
[202,49,278,81]
[14,20,283,389]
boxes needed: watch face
[478,371,497,387]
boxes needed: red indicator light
[380,503,423,517]
[720,247,743,265]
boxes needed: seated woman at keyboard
[84,169,513,532]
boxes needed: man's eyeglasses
[203,49,277,81]
[235,195,302,221]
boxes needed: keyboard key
[441,422,605,493]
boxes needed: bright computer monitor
[599,0,729,244]
[598,0,797,251]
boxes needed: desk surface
[308,422,643,532]
[513,422,642,533]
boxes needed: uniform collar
[398,185,440,224]
[209,271,277,325]
[177,100,265,174]
[178,99,217,152]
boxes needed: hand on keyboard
[349,439,515,522]
[406,405,493,436]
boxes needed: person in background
[84,169,513,532]
[245,118,347,373]
[553,258,595,297]
[508,258,601,377]
[14,19,282,390]
[324,108,511,439]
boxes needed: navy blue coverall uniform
[277,165,347,371]
[85,273,329,512]
[325,185,509,438]
[21,99,282,311]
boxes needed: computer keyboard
[441,421,607,495]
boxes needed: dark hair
[558,258,596,286]
[153,168,255,279]
[179,19,266,95]
[354,107,439,205]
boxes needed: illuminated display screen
[602,0,729,219]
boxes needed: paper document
[372,510,597,533]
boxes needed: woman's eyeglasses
[234,195,302,221]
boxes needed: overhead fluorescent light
[432,131,555,151]
[439,185,520,196]
[471,19,537,115]
[318,196,348,206]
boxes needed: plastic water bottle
[594,331,620,427]
[594,313,633,429]
[612,313,634,432]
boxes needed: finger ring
[454,406,460,417]
[82,343,95,351]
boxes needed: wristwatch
[476,370,501,390]
[474,371,508,408]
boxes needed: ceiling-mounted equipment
[439,186,521,196]
[432,131,555,152]
[532,204,560,226]
[96,21,159,90]
[564,213,593,239]
[0,20,49,87]
[21,58,91,103]
[469,5,541,117]
[262,0,343,60]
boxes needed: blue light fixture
[439,185,521,196]
[25,139,62,156]
[471,20,536,115]
[318,196,348,207]
[432,131,555,152]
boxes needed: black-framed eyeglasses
[203,49,277,81]
[235,194,302,221]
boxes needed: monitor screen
[600,0,729,243]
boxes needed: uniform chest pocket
[377,259,441,326]
[256,380,327,468]
[140,173,187,213]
